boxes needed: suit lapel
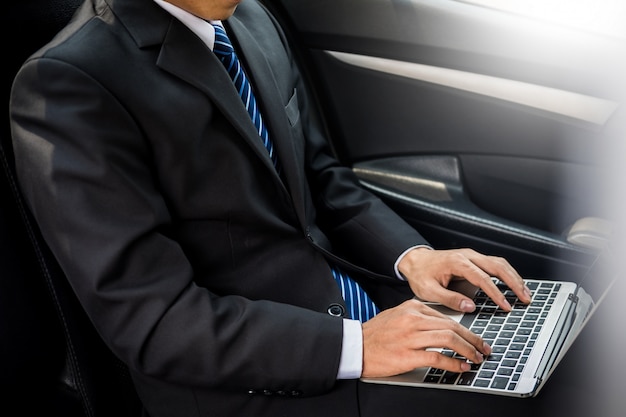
[156,18,283,184]
[226,16,308,221]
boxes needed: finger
[411,329,489,366]
[471,254,532,304]
[418,280,478,313]
[404,305,491,356]
[419,350,474,373]
[440,251,518,312]
[426,253,509,312]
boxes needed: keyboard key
[425,374,441,383]
[478,370,495,379]
[474,379,490,388]
[505,351,521,359]
[460,313,477,328]
[457,372,477,386]
[441,372,459,384]
[527,282,539,290]
[491,377,510,389]
[497,367,514,376]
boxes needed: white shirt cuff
[337,319,363,379]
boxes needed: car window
[458,0,626,39]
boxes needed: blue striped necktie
[211,23,378,322]
[331,267,379,322]
[212,23,280,171]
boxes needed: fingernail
[460,300,475,312]
[483,342,492,355]
[502,298,512,311]
[461,362,471,372]
[524,286,532,301]
[475,352,484,363]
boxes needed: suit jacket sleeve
[285,38,429,278]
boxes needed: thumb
[427,284,476,313]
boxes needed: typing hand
[361,299,491,378]
[398,247,532,313]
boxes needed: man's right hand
[360,299,491,378]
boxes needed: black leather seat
[2,2,143,415]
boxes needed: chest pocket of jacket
[285,89,305,162]
[285,89,300,128]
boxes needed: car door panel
[264,0,623,278]
[351,155,594,279]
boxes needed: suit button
[327,303,345,317]
[290,390,302,397]
[247,389,257,395]
[263,389,274,396]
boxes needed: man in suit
[9,0,532,415]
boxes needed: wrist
[397,246,432,279]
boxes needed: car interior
[2,0,624,416]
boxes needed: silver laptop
[361,251,616,398]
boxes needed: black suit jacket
[10,0,427,415]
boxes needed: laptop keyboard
[424,279,561,391]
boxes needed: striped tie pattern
[212,24,280,171]
[212,24,378,322]
[332,267,380,322]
